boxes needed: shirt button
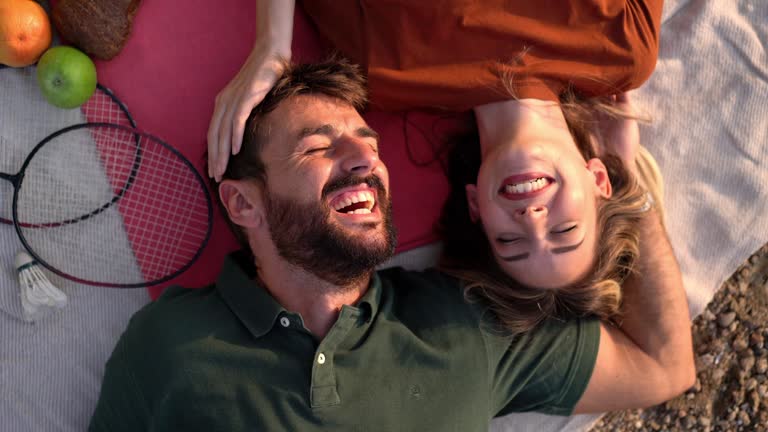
[317,353,326,365]
[279,317,290,327]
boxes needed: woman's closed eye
[497,225,577,245]
[552,224,577,234]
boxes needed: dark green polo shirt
[89,253,599,432]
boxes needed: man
[89,58,694,431]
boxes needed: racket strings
[1,86,134,225]
[82,88,135,127]
[16,124,210,286]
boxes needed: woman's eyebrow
[500,238,585,261]
[551,238,585,254]
[501,253,529,262]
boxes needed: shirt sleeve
[301,0,665,111]
[88,328,151,432]
[486,316,601,416]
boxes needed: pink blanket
[64,1,456,297]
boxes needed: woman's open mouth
[498,173,555,200]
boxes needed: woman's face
[468,101,611,289]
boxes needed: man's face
[258,94,396,286]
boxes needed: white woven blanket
[0,68,150,431]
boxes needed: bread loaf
[52,0,141,60]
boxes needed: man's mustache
[322,174,387,199]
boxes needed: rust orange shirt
[300,0,663,111]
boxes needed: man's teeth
[504,178,549,194]
[332,190,376,212]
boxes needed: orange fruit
[0,0,52,67]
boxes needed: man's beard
[264,174,397,287]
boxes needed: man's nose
[338,136,380,175]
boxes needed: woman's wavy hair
[438,90,648,335]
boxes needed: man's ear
[465,184,480,223]
[586,158,613,198]
[218,180,265,229]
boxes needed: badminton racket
[0,80,138,225]
[2,122,213,288]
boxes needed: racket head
[85,83,137,128]
[13,122,213,288]
[0,81,136,225]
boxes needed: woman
[207,0,664,332]
[438,94,663,332]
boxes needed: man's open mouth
[330,190,377,214]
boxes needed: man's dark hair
[209,56,369,250]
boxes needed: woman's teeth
[504,178,549,194]
[332,190,376,214]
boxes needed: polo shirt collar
[356,270,381,323]
[217,251,285,339]
[216,250,383,338]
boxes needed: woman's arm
[573,93,695,412]
[573,207,696,412]
[207,0,295,181]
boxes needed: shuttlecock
[15,251,68,322]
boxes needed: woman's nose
[513,205,548,225]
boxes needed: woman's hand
[597,92,640,176]
[207,0,295,182]
[207,46,288,181]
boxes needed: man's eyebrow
[296,125,379,143]
[500,238,585,262]
[356,126,380,142]
[297,124,335,140]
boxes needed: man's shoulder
[124,284,229,344]
[376,267,462,296]
[154,283,219,305]
[375,267,487,322]
[144,283,221,316]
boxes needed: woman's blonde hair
[438,90,648,334]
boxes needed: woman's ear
[586,158,613,198]
[218,180,264,229]
[465,184,480,223]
